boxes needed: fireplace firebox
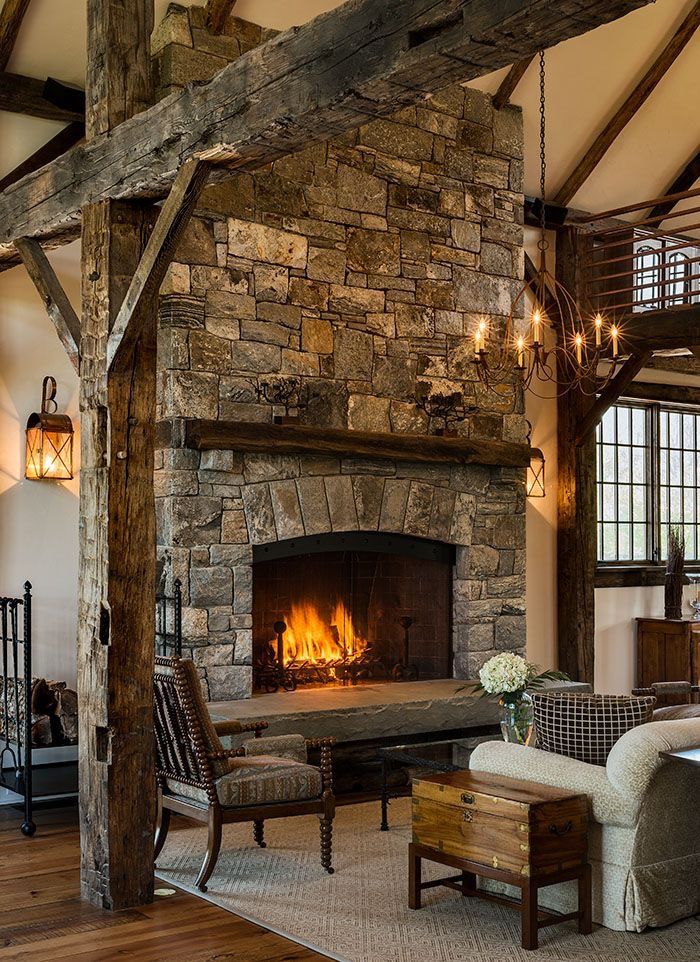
[252,533,454,692]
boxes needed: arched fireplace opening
[252,533,454,693]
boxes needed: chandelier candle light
[473,51,624,398]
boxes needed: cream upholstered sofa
[469,718,700,931]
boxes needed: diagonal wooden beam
[554,1,700,206]
[14,236,80,373]
[0,0,31,71]
[0,122,84,193]
[575,350,653,445]
[0,71,85,121]
[206,0,237,35]
[107,158,210,370]
[0,0,656,259]
[492,55,534,110]
[644,147,700,223]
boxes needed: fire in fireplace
[252,533,453,692]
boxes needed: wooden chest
[412,770,589,879]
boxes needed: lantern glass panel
[527,454,545,498]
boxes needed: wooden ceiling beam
[0,0,656,260]
[206,0,237,35]
[0,71,84,122]
[620,304,700,349]
[492,55,534,110]
[14,236,80,372]
[644,147,700,223]
[0,0,31,71]
[553,0,700,207]
[0,122,84,193]
[622,380,700,406]
[575,350,653,445]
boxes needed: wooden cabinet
[636,618,700,702]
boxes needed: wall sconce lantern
[525,421,545,499]
[25,376,74,481]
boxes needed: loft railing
[580,186,700,320]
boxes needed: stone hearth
[154,7,527,701]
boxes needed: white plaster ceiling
[0,0,698,217]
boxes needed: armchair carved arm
[213,718,268,738]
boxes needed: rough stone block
[190,330,232,373]
[454,268,518,315]
[289,278,329,311]
[222,510,249,544]
[351,475,384,530]
[469,544,500,577]
[190,567,232,607]
[193,643,235,667]
[495,615,526,650]
[207,665,252,700]
[404,482,434,537]
[348,394,390,432]
[325,475,359,530]
[243,455,300,483]
[241,484,277,543]
[166,371,219,418]
[359,119,433,162]
[372,355,416,400]
[297,477,331,535]
[329,284,385,315]
[334,328,374,380]
[241,319,290,346]
[302,317,334,354]
[451,219,481,253]
[493,105,524,159]
[233,566,253,615]
[269,480,305,539]
[308,247,346,283]
[450,492,477,545]
[396,303,435,338]
[228,218,308,268]
[379,479,410,532]
[346,228,400,275]
[230,340,281,373]
[336,164,387,215]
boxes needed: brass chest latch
[461,793,475,805]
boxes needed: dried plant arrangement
[665,525,686,620]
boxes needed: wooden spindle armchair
[153,656,335,892]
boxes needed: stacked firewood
[0,678,78,747]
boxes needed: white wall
[0,242,81,685]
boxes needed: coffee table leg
[521,879,539,951]
[408,844,422,910]
[380,757,389,831]
[461,871,477,897]
[578,864,592,934]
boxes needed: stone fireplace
[154,7,527,701]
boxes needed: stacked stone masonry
[154,5,527,700]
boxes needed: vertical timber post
[78,0,156,909]
[556,227,597,684]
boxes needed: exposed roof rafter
[206,0,238,35]
[493,55,534,110]
[0,0,31,71]
[553,0,700,206]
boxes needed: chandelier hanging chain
[538,50,547,247]
[470,47,623,399]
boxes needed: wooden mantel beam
[163,419,533,468]
[0,0,31,71]
[553,0,700,206]
[0,0,654,260]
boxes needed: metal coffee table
[377,734,496,831]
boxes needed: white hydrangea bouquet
[461,652,568,744]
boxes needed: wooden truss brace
[554,0,700,206]
[575,350,653,445]
[14,237,81,373]
[107,159,210,370]
[14,159,210,376]
[0,71,85,122]
[0,0,31,70]
[0,122,84,193]
[0,0,657,261]
[206,0,238,35]
[492,56,534,110]
[645,147,700,223]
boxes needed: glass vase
[499,692,534,745]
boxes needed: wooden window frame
[596,396,700,587]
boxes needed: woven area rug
[156,799,700,962]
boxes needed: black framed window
[597,401,700,565]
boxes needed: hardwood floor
[0,802,329,961]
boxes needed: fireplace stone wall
[153,6,527,699]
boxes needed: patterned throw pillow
[532,693,656,766]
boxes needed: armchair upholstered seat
[153,656,335,891]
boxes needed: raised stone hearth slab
[209,679,589,743]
